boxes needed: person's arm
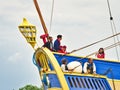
[83,62,87,73]
[95,52,98,57]
[103,53,105,58]
[54,40,60,51]
[93,63,96,74]
[43,42,49,48]
[61,64,66,72]
[40,34,48,44]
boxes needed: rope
[49,0,55,34]
[111,70,116,90]
[102,68,116,90]
[112,20,120,44]
[86,41,120,57]
[68,42,120,74]
[110,18,120,60]
[32,52,41,70]
[107,0,120,60]
[69,0,120,59]
[69,32,120,53]
[72,41,120,62]
[107,0,113,20]
[69,63,82,72]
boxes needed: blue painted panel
[48,74,61,88]
[65,75,111,90]
[54,54,120,80]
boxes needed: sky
[0,0,120,90]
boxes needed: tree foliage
[19,84,43,90]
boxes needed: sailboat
[18,0,120,90]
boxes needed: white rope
[49,0,55,34]
[110,21,120,60]
[87,41,120,57]
[107,0,120,60]
[69,32,120,54]
[71,41,120,62]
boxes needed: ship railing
[45,71,111,90]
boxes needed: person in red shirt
[40,34,48,44]
[58,45,68,54]
[96,48,105,58]
[40,34,55,51]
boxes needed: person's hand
[84,71,88,74]
[87,70,91,73]
[93,71,96,74]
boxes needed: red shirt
[58,50,66,53]
[97,53,105,58]
[40,34,48,44]
[58,46,67,54]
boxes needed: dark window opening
[68,77,73,87]
[80,78,86,88]
[92,79,97,89]
[95,79,101,90]
[88,78,94,89]
[84,78,90,89]
[72,77,77,88]
[99,80,105,90]
[76,78,81,88]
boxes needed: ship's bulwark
[54,53,120,89]
[54,53,120,80]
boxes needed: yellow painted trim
[53,52,120,63]
[107,78,120,90]
[46,71,107,79]
[35,48,69,90]
[48,88,62,90]
[107,79,120,82]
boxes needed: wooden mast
[33,0,48,35]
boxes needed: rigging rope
[107,0,113,20]
[110,21,120,60]
[86,41,120,57]
[70,41,120,76]
[107,0,120,60]
[73,41,120,62]
[69,32,120,53]
[49,0,55,34]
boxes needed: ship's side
[32,47,120,90]
[54,52,120,90]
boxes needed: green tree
[19,84,43,90]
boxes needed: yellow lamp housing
[18,18,36,48]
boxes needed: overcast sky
[0,0,120,90]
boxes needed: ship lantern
[18,18,36,48]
